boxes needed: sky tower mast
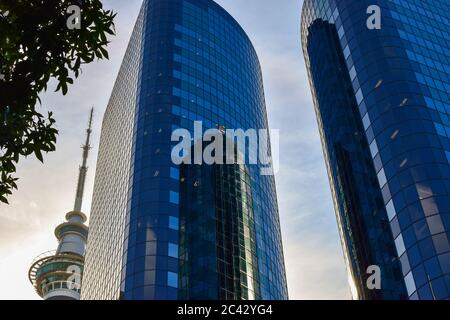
[74,107,93,212]
[28,108,93,300]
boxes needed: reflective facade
[82,0,288,300]
[301,0,450,300]
[179,139,260,299]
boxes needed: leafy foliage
[0,0,115,203]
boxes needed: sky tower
[28,108,93,300]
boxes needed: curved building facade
[178,139,261,299]
[82,0,288,300]
[301,0,450,300]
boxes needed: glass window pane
[170,167,180,180]
[404,271,416,296]
[167,272,178,288]
[169,216,179,230]
[168,243,179,258]
[169,191,179,204]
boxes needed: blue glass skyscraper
[301,0,450,299]
[82,0,288,300]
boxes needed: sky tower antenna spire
[74,107,94,212]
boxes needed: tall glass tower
[82,0,288,300]
[301,0,450,300]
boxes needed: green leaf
[34,149,43,162]
[0,195,9,204]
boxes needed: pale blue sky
[0,0,350,299]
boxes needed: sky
[0,0,351,300]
